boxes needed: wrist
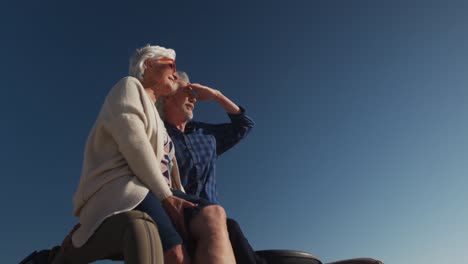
[213,90,222,101]
[162,195,174,203]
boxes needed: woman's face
[146,58,178,96]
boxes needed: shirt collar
[164,121,196,134]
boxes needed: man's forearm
[214,91,241,114]
[189,82,242,114]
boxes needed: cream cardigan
[71,76,184,247]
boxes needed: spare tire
[256,250,322,264]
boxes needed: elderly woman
[69,45,235,264]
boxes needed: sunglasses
[151,58,176,73]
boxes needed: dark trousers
[227,218,266,264]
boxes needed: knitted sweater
[71,76,182,247]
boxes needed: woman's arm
[104,77,172,200]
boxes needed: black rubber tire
[256,250,323,264]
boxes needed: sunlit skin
[164,80,241,132]
[142,58,178,102]
[164,84,197,125]
[162,77,242,264]
[140,59,196,264]
[141,63,238,264]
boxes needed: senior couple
[47,44,383,264]
[52,44,258,264]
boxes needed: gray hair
[128,44,176,81]
[176,71,190,83]
[156,71,190,120]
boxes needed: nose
[188,95,197,103]
[172,72,178,80]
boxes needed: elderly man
[157,71,254,203]
[157,71,260,264]
[156,71,384,264]
[54,46,235,264]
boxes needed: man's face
[165,83,197,120]
[146,58,177,95]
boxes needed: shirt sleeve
[102,77,172,201]
[198,106,255,156]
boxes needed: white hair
[128,44,176,81]
[176,71,190,83]
[156,71,190,120]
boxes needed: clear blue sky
[3,1,468,263]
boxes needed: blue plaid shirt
[165,107,254,204]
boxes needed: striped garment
[160,131,175,187]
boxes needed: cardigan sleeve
[102,77,172,201]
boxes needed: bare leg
[164,245,191,264]
[189,205,236,264]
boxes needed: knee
[191,205,227,234]
[201,205,227,224]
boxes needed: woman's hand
[162,195,197,240]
